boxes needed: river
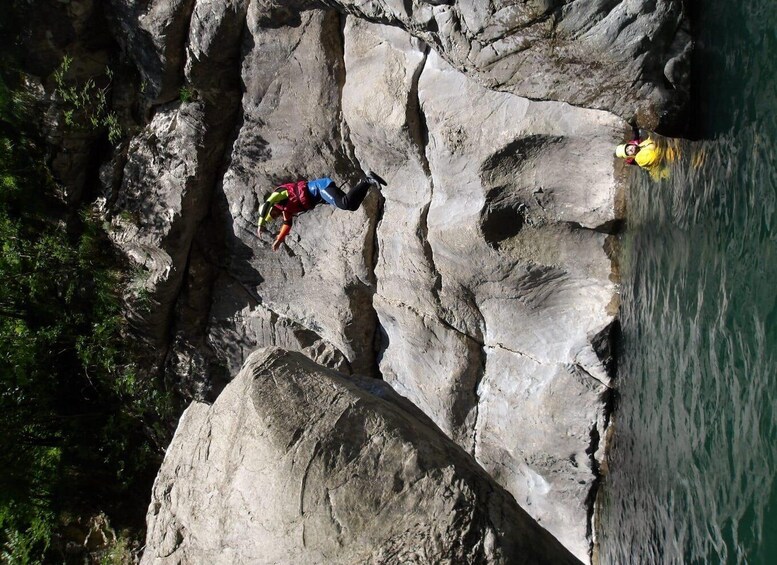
[597,1,777,563]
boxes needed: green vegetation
[53,55,123,145]
[178,86,196,103]
[0,51,167,565]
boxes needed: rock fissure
[379,295,484,349]
[158,231,199,372]
[407,43,432,178]
[370,193,386,377]
[583,422,602,561]
[469,344,488,457]
[572,362,613,390]
[410,44,446,307]
[175,0,197,96]
[418,202,442,296]
[484,342,543,365]
[298,440,322,516]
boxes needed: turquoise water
[598,1,777,563]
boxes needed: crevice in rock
[584,421,602,563]
[572,363,613,390]
[349,24,381,370]
[369,191,386,378]
[418,202,443,296]
[177,0,197,90]
[469,344,487,457]
[336,11,384,379]
[299,440,321,516]
[336,12,358,167]
[285,14,317,74]
[564,219,624,236]
[484,342,542,365]
[407,42,432,177]
[155,9,255,395]
[379,296,483,349]
[591,319,620,381]
[410,45,445,304]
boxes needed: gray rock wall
[267,0,690,131]
[342,21,620,558]
[141,347,582,565]
[26,0,688,561]
[208,8,380,378]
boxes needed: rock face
[207,9,380,379]
[106,5,623,562]
[141,347,582,565]
[23,0,689,561]
[259,0,691,132]
[343,22,619,559]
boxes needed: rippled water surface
[598,1,777,563]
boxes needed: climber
[615,138,661,169]
[257,172,387,251]
[615,128,675,180]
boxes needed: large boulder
[141,347,582,565]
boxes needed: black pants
[319,179,372,211]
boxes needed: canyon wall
[24,0,690,561]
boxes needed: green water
[598,1,777,563]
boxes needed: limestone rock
[106,0,196,103]
[185,0,250,97]
[207,9,380,377]
[112,9,624,559]
[258,0,691,130]
[342,21,620,560]
[108,99,237,367]
[38,0,674,560]
[141,347,582,565]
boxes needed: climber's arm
[257,189,289,233]
[272,211,293,251]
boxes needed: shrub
[53,56,123,144]
[1,56,164,564]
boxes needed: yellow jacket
[634,138,662,169]
[635,137,677,180]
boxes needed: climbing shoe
[366,170,387,186]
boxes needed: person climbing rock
[257,172,387,251]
